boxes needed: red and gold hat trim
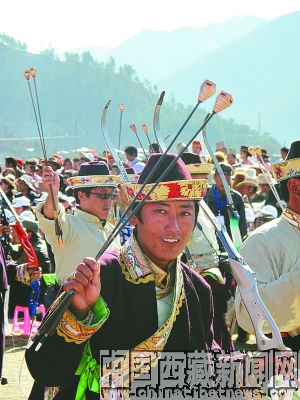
[121,179,207,204]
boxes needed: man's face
[238,185,252,196]
[79,186,116,220]
[227,154,236,165]
[214,173,231,192]
[130,200,195,269]
[14,206,25,216]
[259,183,270,194]
[192,145,201,154]
[64,161,73,170]
[281,150,288,160]
[73,162,80,171]
[18,179,28,192]
[125,152,135,162]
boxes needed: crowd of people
[0,139,298,398]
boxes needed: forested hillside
[0,36,282,162]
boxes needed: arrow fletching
[23,70,31,80]
[141,124,148,134]
[213,91,233,114]
[254,146,262,156]
[247,146,256,157]
[130,124,137,134]
[198,80,216,103]
[29,67,37,77]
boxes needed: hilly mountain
[83,16,266,84]
[158,11,300,144]
[65,45,111,61]
[0,37,282,162]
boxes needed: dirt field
[2,333,34,399]
[1,322,258,399]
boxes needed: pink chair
[12,305,45,336]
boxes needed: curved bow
[153,91,166,153]
[202,113,242,250]
[101,100,131,184]
[0,188,40,318]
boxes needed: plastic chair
[12,305,45,335]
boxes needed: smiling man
[36,161,120,285]
[26,153,219,399]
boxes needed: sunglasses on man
[89,192,117,200]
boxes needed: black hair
[149,143,160,153]
[73,187,93,204]
[124,146,137,157]
[279,177,300,202]
[5,156,17,167]
[280,146,289,153]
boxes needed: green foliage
[0,33,27,50]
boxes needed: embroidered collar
[120,236,177,298]
[282,208,300,229]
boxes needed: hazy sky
[1,0,300,52]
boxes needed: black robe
[26,249,217,400]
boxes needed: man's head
[258,173,272,194]
[47,156,61,171]
[280,146,289,160]
[58,193,73,214]
[63,158,73,170]
[25,158,38,174]
[192,140,202,155]
[271,140,300,212]
[67,161,119,220]
[5,156,17,169]
[17,174,35,194]
[180,152,214,180]
[215,141,227,155]
[124,145,138,161]
[235,169,259,197]
[149,143,160,154]
[213,163,233,192]
[240,145,251,160]
[121,153,206,268]
[13,196,31,215]
[226,148,237,165]
[21,218,40,239]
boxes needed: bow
[0,188,40,318]
[153,91,166,153]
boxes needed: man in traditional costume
[36,161,120,286]
[235,140,300,349]
[26,153,218,399]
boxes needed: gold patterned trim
[119,236,154,284]
[100,261,184,389]
[282,207,300,229]
[67,175,119,189]
[271,158,300,182]
[56,297,109,344]
[120,179,207,205]
[186,163,214,175]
